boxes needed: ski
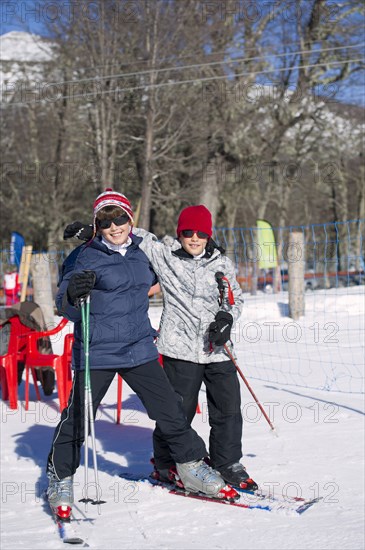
[170,484,321,514]
[44,493,87,545]
[234,485,323,513]
[236,486,322,514]
[166,484,272,511]
[52,513,86,545]
[120,473,271,511]
[119,472,322,514]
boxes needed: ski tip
[295,497,323,514]
[63,537,86,545]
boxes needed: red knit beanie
[176,205,212,237]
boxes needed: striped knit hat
[93,187,133,229]
[92,187,134,237]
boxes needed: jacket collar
[89,233,143,254]
[172,238,225,260]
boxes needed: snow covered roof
[0,31,53,63]
[0,31,55,100]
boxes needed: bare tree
[1,0,363,249]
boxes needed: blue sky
[1,0,364,107]
[1,0,51,36]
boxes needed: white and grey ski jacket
[133,228,244,364]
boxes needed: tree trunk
[199,155,223,223]
[288,232,305,320]
[139,106,155,229]
[354,167,364,271]
[139,5,158,230]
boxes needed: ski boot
[47,469,73,520]
[175,459,239,501]
[150,458,175,484]
[218,463,258,491]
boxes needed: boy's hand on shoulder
[64,221,93,241]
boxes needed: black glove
[208,311,233,346]
[67,271,96,306]
[63,221,93,241]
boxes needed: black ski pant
[48,360,207,480]
[153,357,243,471]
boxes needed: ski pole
[80,296,91,512]
[214,272,276,432]
[80,295,104,514]
[223,343,275,431]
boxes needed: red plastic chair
[0,316,35,409]
[116,374,123,424]
[24,318,70,411]
[62,333,74,402]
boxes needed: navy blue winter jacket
[56,235,159,370]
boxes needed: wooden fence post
[19,245,33,302]
[30,253,55,330]
[250,260,258,295]
[288,232,305,320]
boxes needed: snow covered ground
[1,287,364,549]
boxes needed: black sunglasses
[97,214,130,229]
[181,229,209,239]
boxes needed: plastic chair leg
[6,356,19,410]
[32,369,41,401]
[116,376,123,424]
[54,360,67,412]
[62,359,73,403]
[0,366,9,401]
[25,366,42,410]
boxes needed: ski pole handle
[215,272,235,306]
[215,271,225,291]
